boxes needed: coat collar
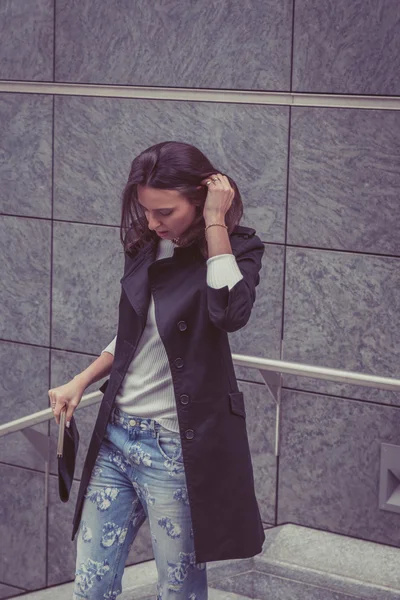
[121,234,202,278]
[119,235,203,317]
[119,228,250,317]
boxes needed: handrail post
[258,369,282,457]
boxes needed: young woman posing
[49,141,266,599]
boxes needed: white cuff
[102,336,116,356]
[206,254,243,291]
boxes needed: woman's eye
[143,208,172,217]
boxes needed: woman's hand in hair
[201,173,234,223]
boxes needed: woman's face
[137,185,198,240]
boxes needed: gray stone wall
[0,0,399,596]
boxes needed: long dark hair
[119,141,244,259]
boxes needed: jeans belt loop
[153,421,159,437]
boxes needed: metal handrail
[0,353,399,438]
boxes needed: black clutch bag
[57,412,79,502]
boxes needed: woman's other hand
[48,377,85,427]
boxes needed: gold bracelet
[205,223,228,234]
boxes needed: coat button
[177,320,187,331]
[180,394,189,405]
[174,358,184,368]
[185,429,194,439]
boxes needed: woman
[48,141,266,599]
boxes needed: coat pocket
[229,391,246,418]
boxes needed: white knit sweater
[102,238,243,432]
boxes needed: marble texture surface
[282,247,400,404]
[288,107,400,256]
[0,93,53,218]
[53,95,288,242]
[231,243,284,385]
[293,0,400,95]
[51,221,122,353]
[55,0,292,89]
[47,476,79,586]
[0,583,24,599]
[1,217,51,346]
[0,0,53,81]
[0,464,46,590]
[252,523,400,599]
[215,570,363,600]
[257,524,400,593]
[0,341,49,471]
[277,390,400,546]
[0,583,25,599]
[238,381,277,524]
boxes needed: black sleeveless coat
[71,224,266,563]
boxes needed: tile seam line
[0,580,26,592]
[0,81,399,110]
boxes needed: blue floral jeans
[73,406,208,599]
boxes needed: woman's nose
[147,216,161,229]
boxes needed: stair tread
[16,583,255,600]
[208,589,255,599]
[140,591,254,600]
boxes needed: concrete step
[207,524,400,600]
[138,592,253,600]
[15,524,400,600]
[15,587,254,600]
[15,558,256,600]
[205,592,253,600]
[252,524,400,600]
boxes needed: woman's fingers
[65,401,78,428]
[53,400,65,425]
[48,380,83,428]
[49,390,65,426]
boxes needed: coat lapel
[119,239,156,318]
[119,230,243,317]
